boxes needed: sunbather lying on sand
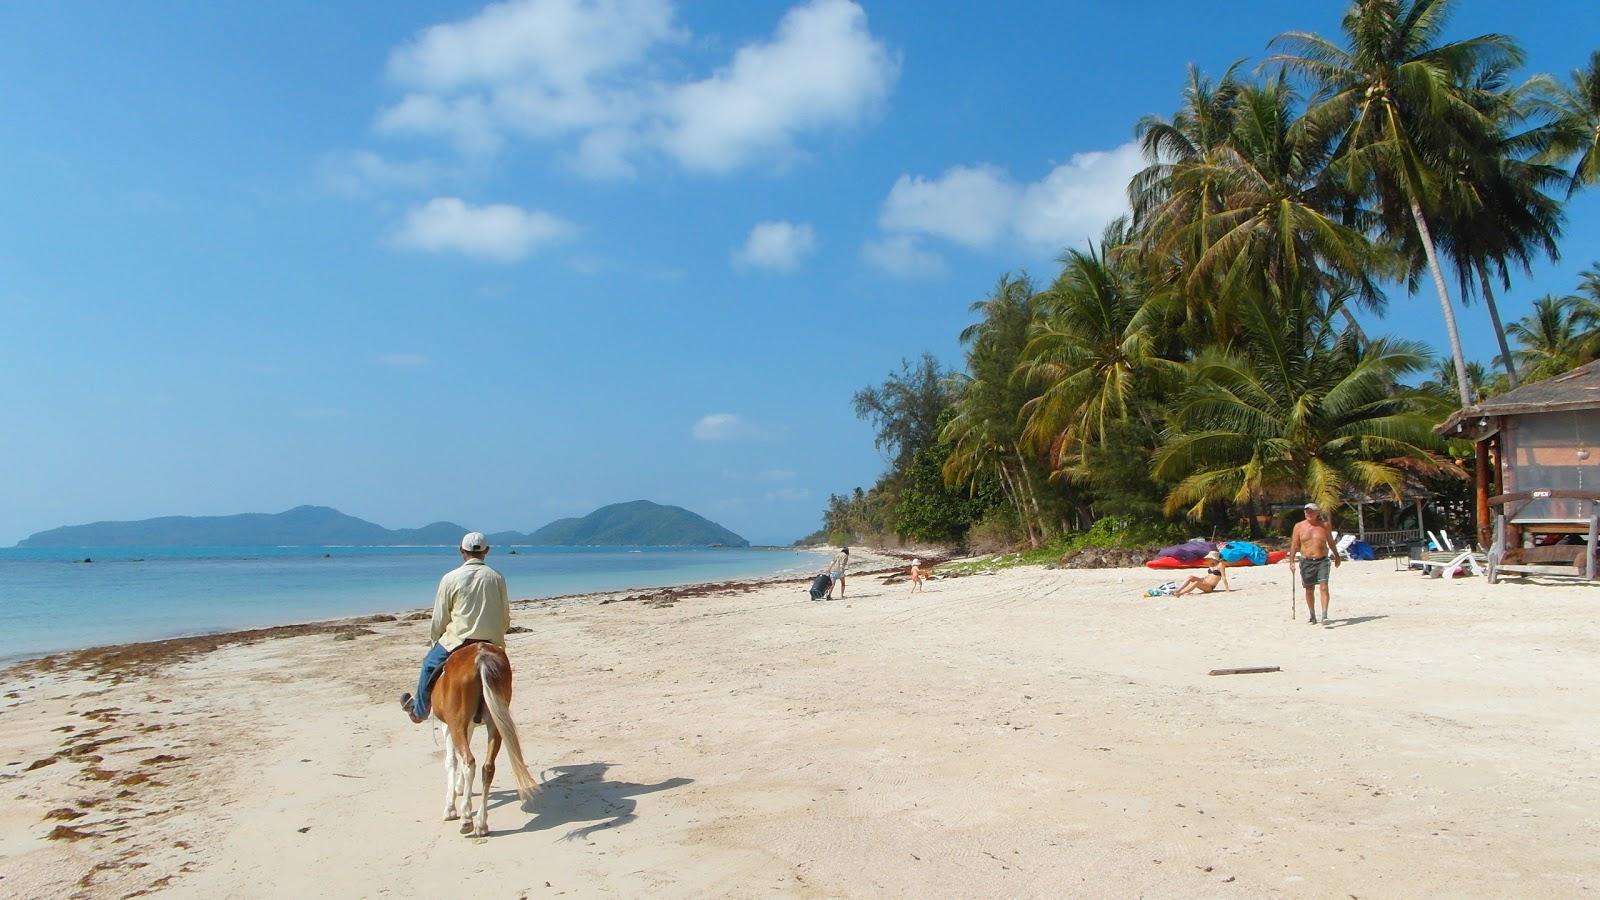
[1173,551,1231,596]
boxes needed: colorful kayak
[1145,550,1287,570]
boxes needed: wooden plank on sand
[1208,666,1281,676]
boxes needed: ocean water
[0,545,819,662]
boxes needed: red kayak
[1145,550,1287,570]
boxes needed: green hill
[525,500,748,547]
[17,506,467,548]
[17,501,748,548]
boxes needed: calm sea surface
[0,545,818,662]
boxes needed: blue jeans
[412,642,451,720]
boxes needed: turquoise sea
[0,545,818,663]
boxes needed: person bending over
[827,546,850,599]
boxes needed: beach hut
[1343,480,1434,555]
[1438,360,1600,583]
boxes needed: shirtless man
[1287,502,1341,624]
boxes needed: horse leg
[456,723,476,835]
[477,724,501,837]
[440,723,459,821]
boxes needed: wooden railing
[1356,529,1422,550]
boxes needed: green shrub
[964,507,1024,554]
[1060,516,1185,552]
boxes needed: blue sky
[2,0,1598,546]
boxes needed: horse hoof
[459,820,474,835]
[473,824,488,838]
[443,811,459,821]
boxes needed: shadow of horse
[490,762,692,839]
[1323,615,1388,628]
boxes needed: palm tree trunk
[1476,269,1521,390]
[996,462,1036,547]
[1408,196,1475,409]
[1339,308,1368,343]
[1012,447,1046,548]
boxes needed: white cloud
[871,141,1144,256]
[733,220,816,272]
[321,151,442,196]
[390,197,575,262]
[763,487,810,502]
[878,164,1019,248]
[371,0,895,178]
[692,413,773,441]
[1013,142,1146,249]
[659,0,897,172]
[692,413,744,441]
[861,234,945,279]
[386,0,678,93]
[376,353,430,367]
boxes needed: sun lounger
[1419,548,1486,579]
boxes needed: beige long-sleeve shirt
[430,558,510,651]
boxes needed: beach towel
[1157,540,1214,562]
[1218,541,1268,566]
[1347,540,1375,561]
[1143,581,1178,597]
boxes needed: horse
[428,641,539,836]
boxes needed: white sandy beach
[2,558,1597,898]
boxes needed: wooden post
[1415,497,1425,542]
[1357,503,1366,539]
[1475,438,1491,549]
[1490,512,1506,584]
[1587,505,1598,582]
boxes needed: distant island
[16,501,749,549]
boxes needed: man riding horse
[401,532,510,723]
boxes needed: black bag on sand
[807,573,832,600]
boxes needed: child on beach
[908,558,926,594]
[1172,551,1231,596]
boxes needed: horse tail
[477,648,539,802]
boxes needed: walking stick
[1288,552,1297,620]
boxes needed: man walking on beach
[1287,503,1341,625]
[400,532,510,723]
[827,546,850,599]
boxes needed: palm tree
[1270,0,1523,409]
[1574,264,1600,361]
[1418,357,1498,404]
[1531,49,1600,195]
[1130,61,1246,225]
[1146,76,1394,329]
[1015,230,1182,476]
[1424,61,1566,390]
[1130,63,1246,343]
[1502,294,1590,382]
[1155,285,1443,517]
[942,275,1050,545]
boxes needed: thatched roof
[1437,360,1600,437]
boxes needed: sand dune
[2,560,1597,898]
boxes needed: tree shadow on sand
[490,762,692,839]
